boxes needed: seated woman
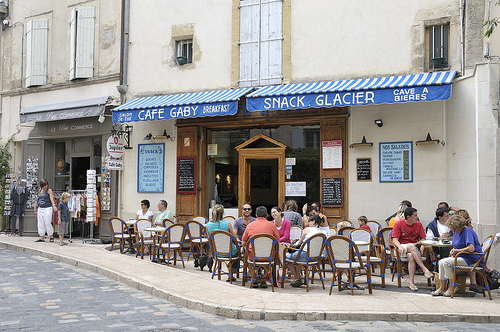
[271,206,291,265]
[135,199,154,222]
[285,214,327,287]
[205,204,239,282]
[431,215,483,296]
[302,205,330,237]
[388,203,407,227]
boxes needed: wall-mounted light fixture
[350,136,373,148]
[374,119,383,127]
[143,130,175,141]
[143,133,152,140]
[415,133,442,146]
[110,123,133,149]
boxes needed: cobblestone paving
[1,248,500,331]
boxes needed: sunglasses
[242,208,251,211]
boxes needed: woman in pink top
[271,206,291,266]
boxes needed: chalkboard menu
[356,158,371,181]
[322,177,342,206]
[177,157,196,194]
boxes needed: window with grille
[426,24,449,71]
[176,39,193,64]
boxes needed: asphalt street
[1,248,500,332]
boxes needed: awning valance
[20,96,111,123]
[246,71,457,112]
[112,88,254,123]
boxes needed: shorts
[58,221,69,235]
[400,243,421,257]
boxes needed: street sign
[107,135,124,158]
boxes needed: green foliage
[485,1,500,38]
[0,137,13,216]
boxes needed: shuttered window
[239,0,282,87]
[26,18,48,87]
[69,7,95,80]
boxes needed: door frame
[235,134,287,216]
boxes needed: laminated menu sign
[356,158,371,181]
[137,143,165,192]
[177,157,196,194]
[322,178,342,206]
[322,140,342,169]
[379,142,413,182]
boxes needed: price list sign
[137,143,165,192]
[322,178,342,206]
[177,157,196,194]
[379,142,413,182]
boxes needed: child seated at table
[358,216,371,231]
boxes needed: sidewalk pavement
[1,234,499,323]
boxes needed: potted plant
[177,56,188,65]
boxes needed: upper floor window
[426,24,449,71]
[69,7,95,80]
[26,18,48,87]
[239,0,282,87]
[176,39,193,65]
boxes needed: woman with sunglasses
[135,199,153,222]
[34,179,56,242]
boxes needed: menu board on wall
[356,158,371,181]
[177,157,196,194]
[322,177,342,206]
[322,140,342,169]
[379,142,413,182]
[137,143,165,193]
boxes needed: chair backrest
[192,216,208,224]
[135,219,152,239]
[222,216,236,228]
[379,227,393,248]
[209,229,238,257]
[338,226,355,236]
[349,228,372,253]
[366,221,381,237]
[186,220,205,238]
[336,220,353,229]
[162,218,175,228]
[326,235,363,266]
[164,223,188,244]
[247,233,279,262]
[172,215,179,222]
[482,235,495,263]
[109,217,125,235]
[302,232,326,259]
[290,225,303,242]
[329,227,338,236]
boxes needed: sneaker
[291,280,304,287]
[444,287,453,297]
[60,241,68,246]
[409,284,418,292]
[260,282,268,288]
[252,282,260,288]
[59,242,64,246]
[35,239,45,242]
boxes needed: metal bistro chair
[134,219,154,260]
[325,235,372,295]
[158,223,189,268]
[186,219,209,260]
[451,235,494,300]
[208,230,241,283]
[108,217,133,254]
[281,232,326,292]
[242,233,279,291]
[350,228,386,287]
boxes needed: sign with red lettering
[107,135,124,158]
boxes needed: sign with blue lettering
[113,101,237,123]
[137,143,164,192]
[379,142,413,182]
[247,85,452,112]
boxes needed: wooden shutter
[239,0,282,87]
[26,19,48,87]
[260,0,282,85]
[70,7,95,80]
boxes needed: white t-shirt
[136,209,154,220]
[426,221,450,239]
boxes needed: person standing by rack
[34,179,57,242]
[57,192,70,246]
[10,179,27,236]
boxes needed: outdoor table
[124,219,136,254]
[420,239,453,272]
[145,226,167,262]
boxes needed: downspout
[460,0,465,74]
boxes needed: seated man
[241,206,279,289]
[153,200,174,226]
[424,207,452,259]
[233,204,256,241]
[391,207,434,292]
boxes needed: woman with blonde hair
[388,203,408,227]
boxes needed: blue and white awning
[112,88,253,123]
[246,71,457,112]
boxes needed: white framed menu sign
[137,143,165,192]
[322,140,342,169]
[379,142,413,182]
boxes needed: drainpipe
[459,0,465,74]
[118,0,130,103]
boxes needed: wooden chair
[207,230,241,283]
[338,225,355,236]
[335,220,353,229]
[389,234,431,288]
[350,228,386,287]
[289,225,303,243]
[191,215,208,224]
[451,235,494,300]
[134,219,154,260]
[161,218,175,228]
[108,217,132,254]
[158,223,188,268]
[222,215,236,228]
[242,233,279,291]
[185,220,209,260]
[366,220,382,241]
[378,227,394,267]
[325,235,372,295]
[281,232,326,292]
[329,227,338,236]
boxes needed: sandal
[431,289,444,296]
[35,239,45,242]
[49,238,54,242]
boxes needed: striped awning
[246,71,457,112]
[112,88,253,123]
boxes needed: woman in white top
[135,199,154,222]
[285,214,326,287]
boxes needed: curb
[1,240,499,323]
